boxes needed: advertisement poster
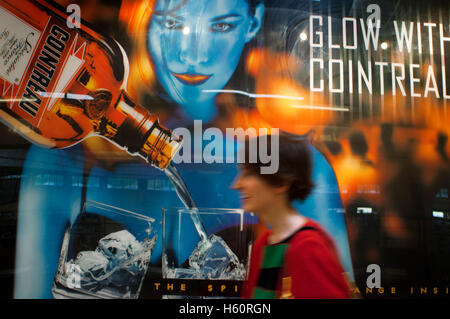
[0,0,448,303]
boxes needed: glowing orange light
[119,0,156,101]
[245,48,337,135]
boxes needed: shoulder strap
[279,224,352,299]
[279,225,316,244]
[278,225,317,298]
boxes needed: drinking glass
[52,200,155,299]
[161,207,256,298]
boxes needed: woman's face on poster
[147,0,263,114]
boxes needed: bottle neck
[111,91,182,170]
[139,121,183,169]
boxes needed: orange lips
[172,72,211,85]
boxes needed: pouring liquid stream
[164,163,209,244]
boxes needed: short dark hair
[241,134,314,202]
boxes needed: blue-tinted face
[148,0,263,121]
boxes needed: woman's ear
[245,3,265,43]
[274,184,290,195]
[274,179,292,196]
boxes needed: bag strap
[278,225,317,299]
[278,225,353,299]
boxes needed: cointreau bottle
[0,0,182,169]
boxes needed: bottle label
[0,6,41,86]
[0,0,86,128]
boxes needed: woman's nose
[179,23,209,65]
[231,174,242,190]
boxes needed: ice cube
[69,251,109,290]
[188,235,245,280]
[75,250,108,278]
[97,230,143,268]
